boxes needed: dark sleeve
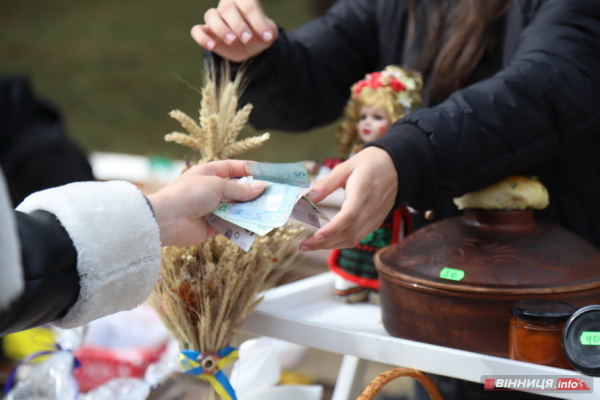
[207,0,381,131]
[0,76,94,206]
[0,210,80,337]
[368,0,600,211]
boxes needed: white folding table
[240,272,600,399]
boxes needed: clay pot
[375,209,600,357]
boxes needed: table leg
[332,355,369,400]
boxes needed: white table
[240,272,600,399]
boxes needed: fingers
[306,162,351,204]
[301,175,384,250]
[204,225,219,241]
[198,0,275,46]
[217,0,271,43]
[190,25,217,50]
[301,147,399,251]
[191,160,250,179]
[218,179,266,202]
[234,0,275,42]
[204,7,240,45]
[301,206,384,251]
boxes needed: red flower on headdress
[352,71,407,99]
[367,72,382,88]
[389,78,406,92]
[352,80,368,98]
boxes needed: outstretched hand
[300,147,399,251]
[191,0,278,63]
[147,160,266,247]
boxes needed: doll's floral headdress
[336,66,423,156]
[351,68,421,110]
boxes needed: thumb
[306,164,351,203]
[220,180,267,202]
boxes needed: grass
[0,0,339,163]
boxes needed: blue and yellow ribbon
[178,347,239,400]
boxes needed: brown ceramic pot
[375,209,600,357]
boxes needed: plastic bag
[5,350,79,400]
[83,304,169,349]
[83,378,150,400]
[74,305,170,392]
[143,338,180,387]
[230,337,322,400]
[4,327,84,400]
[80,337,178,398]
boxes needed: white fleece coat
[0,167,161,329]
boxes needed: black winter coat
[0,210,80,336]
[225,0,600,248]
[0,76,94,206]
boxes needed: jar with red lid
[509,299,576,369]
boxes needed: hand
[191,0,278,63]
[300,147,398,251]
[147,160,266,246]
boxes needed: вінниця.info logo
[482,375,593,393]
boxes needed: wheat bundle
[148,62,308,400]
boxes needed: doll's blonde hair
[336,66,423,156]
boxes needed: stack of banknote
[205,162,328,251]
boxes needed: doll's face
[357,106,391,143]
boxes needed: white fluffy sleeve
[0,169,24,310]
[16,180,161,328]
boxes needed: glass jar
[509,299,576,369]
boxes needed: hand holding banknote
[206,162,329,251]
[148,160,266,246]
[300,147,398,251]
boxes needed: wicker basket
[357,368,442,400]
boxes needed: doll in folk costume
[322,66,423,303]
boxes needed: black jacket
[1,210,81,336]
[222,0,600,247]
[0,76,94,207]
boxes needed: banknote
[222,196,327,234]
[211,180,278,235]
[204,213,257,251]
[220,216,276,236]
[216,195,328,235]
[214,181,301,228]
[299,195,330,221]
[210,163,329,249]
[291,196,328,228]
[247,162,311,188]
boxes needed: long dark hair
[408,0,511,102]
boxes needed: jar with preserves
[509,299,576,369]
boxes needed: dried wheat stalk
[163,62,268,164]
[148,61,308,399]
[149,224,307,352]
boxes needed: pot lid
[375,209,600,295]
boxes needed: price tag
[579,331,600,346]
[439,267,465,282]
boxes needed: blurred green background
[1,0,339,164]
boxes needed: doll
[325,66,423,303]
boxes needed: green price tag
[439,267,465,281]
[580,332,600,346]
